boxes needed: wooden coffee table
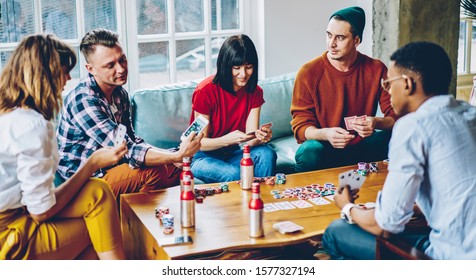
[121,162,388,260]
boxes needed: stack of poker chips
[276,173,286,184]
[193,183,230,203]
[154,206,169,221]
[369,162,378,173]
[265,176,275,185]
[356,162,369,176]
[162,214,174,234]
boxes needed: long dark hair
[212,34,258,94]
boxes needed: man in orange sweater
[291,6,397,172]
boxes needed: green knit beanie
[330,6,365,42]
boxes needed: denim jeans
[191,144,277,183]
[295,130,391,172]
[322,219,430,260]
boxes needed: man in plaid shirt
[56,28,202,201]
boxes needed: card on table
[309,197,331,205]
[290,200,313,208]
[263,203,280,212]
[272,221,304,234]
[274,201,296,210]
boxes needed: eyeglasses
[381,74,409,91]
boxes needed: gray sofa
[130,72,299,175]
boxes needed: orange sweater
[290,51,396,144]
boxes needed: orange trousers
[0,178,122,260]
[102,163,181,204]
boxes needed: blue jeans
[295,130,391,172]
[191,144,277,183]
[322,219,430,260]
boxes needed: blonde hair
[0,34,76,120]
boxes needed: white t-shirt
[0,108,57,214]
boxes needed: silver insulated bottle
[249,182,264,237]
[180,175,195,228]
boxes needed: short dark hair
[212,34,259,94]
[390,41,452,96]
[80,28,119,63]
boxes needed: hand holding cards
[338,170,366,190]
[344,115,367,130]
[181,115,209,141]
[246,122,273,136]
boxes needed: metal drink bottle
[249,182,264,237]
[240,145,254,190]
[180,175,195,228]
[180,157,193,191]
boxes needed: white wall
[249,0,373,78]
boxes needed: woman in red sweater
[189,34,277,183]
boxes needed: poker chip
[206,188,215,196]
[163,227,174,234]
[154,206,169,220]
[196,196,204,203]
[220,183,229,192]
[369,162,378,173]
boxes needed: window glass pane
[83,0,117,32]
[175,0,203,32]
[139,42,169,87]
[0,0,34,43]
[137,0,167,35]
[211,37,225,74]
[176,39,204,82]
[63,47,81,94]
[472,21,476,73]
[41,0,77,39]
[212,0,239,30]
[0,50,12,69]
[458,20,467,73]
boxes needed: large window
[0,0,243,92]
[458,17,476,75]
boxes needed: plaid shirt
[56,74,149,180]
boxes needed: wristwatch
[340,203,356,224]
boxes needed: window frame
[0,0,249,93]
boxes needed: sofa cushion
[259,72,296,140]
[130,72,298,173]
[132,80,198,149]
[268,135,299,174]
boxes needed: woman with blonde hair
[0,34,127,260]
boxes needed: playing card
[113,124,127,147]
[324,195,335,202]
[338,170,354,188]
[290,200,313,208]
[264,203,280,212]
[272,221,303,234]
[344,116,356,130]
[309,197,331,205]
[355,115,367,123]
[274,201,296,210]
[348,173,366,190]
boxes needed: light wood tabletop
[121,162,388,260]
